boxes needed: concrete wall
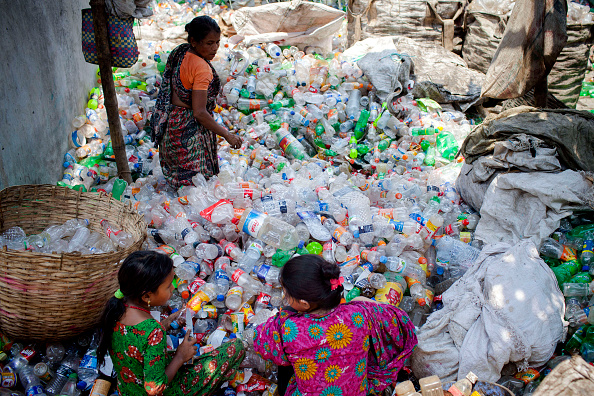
[0,1,97,190]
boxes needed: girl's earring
[148,299,151,308]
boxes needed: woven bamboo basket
[0,185,146,341]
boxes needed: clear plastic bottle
[435,235,480,268]
[447,371,478,396]
[99,220,134,249]
[237,239,264,272]
[66,227,90,253]
[219,240,244,262]
[380,256,426,282]
[226,286,244,311]
[19,366,47,396]
[77,333,99,391]
[187,283,217,312]
[58,373,80,396]
[296,208,332,241]
[45,351,80,396]
[195,243,223,260]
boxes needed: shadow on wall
[0,0,97,190]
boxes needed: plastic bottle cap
[353,231,360,238]
[298,240,305,249]
[379,256,387,264]
[583,266,590,272]
[217,295,225,302]
[77,381,87,390]
[436,267,444,275]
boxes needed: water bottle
[19,366,47,396]
[225,286,244,311]
[213,269,231,309]
[435,235,480,268]
[77,333,99,391]
[237,239,264,272]
[265,43,282,59]
[99,220,134,249]
[255,264,281,286]
[583,231,594,267]
[219,240,244,262]
[195,243,223,260]
[187,283,217,312]
[45,352,79,396]
[58,373,80,396]
[296,208,331,242]
[3,345,36,376]
[380,256,426,282]
[66,227,90,253]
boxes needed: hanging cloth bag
[81,8,139,68]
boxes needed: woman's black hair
[185,16,221,44]
[280,255,343,311]
[97,251,173,367]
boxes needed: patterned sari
[151,43,220,188]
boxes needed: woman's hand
[161,309,184,332]
[175,331,198,363]
[225,133,243,149]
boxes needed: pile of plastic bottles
[0,219,133,254]
[537,218,594,364]
[0,332,108,396]
[1,2,572,396]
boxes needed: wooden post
[90,0,132,183]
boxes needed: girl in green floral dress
[97,251,245,395]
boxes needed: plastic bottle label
[584,240,594,254]
[215,270,230,281]
[231,268,246,284]
[333,186,355,198]
[27,385,45,396]
[358,224,373,234]
[257,292,271,305]
[375,282,404,306]
[241,210,267,237]
[427,185,440,193]
[560,246,577,262]
[249,99,261,110]
[409,213,427,226]
[223,242,238,256]
[80,354,98,370]
[390,220,404,232]
[157,245,176,256]
[377,208,394,219]
[323,242,333,251]
[188,291,209,312]
[354,269,371,288]
[257,265,271,282]
[317,202,329,211]
[388,258,406,273]
[297,211,317,220]
[278,134,294,152]
[227,286,243,298]
[188,277,206,294]
[332,226,346,243]
[181,228,192,239]
[56,365,75,378]
[249,241,264,253]
[278,201,288,214]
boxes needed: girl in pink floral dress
[254,255,417,396]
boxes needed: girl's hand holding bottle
[175,331,198,363]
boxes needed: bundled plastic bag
[231,0,345,52]
[412,240,566,382]
[481,0,567,100]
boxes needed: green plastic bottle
[112,178,128,201]
[378,139,391,152]
[570,272,592,284]
[346,287,361,302]
[270,98,295,110]
[424,146,436,166]
[354,110,370,140]
[272,249,294,267]
[436,131,458,161]
[565,324,590,353]
[581,326,594,362]
[314,124,325,137]
[306,241,323,255]
[411,127,437,136]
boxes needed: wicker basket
[0,185,146,341]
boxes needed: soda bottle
[99,220,134,249]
